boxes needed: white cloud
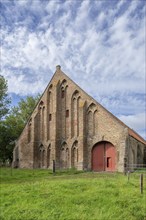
[119,113,145,130]
[45,1,60,14]
[1,0,145,138]
[118,113,146,139]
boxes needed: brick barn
[13,66,146,172]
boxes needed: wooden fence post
[53,160,56,174]
[127,171,130,182]
[140,174,143,194]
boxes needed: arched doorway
[92,141,116,171]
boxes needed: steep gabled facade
[12,66,146,172]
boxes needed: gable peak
[56,65,61,71]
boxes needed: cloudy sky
[1,0,145,139]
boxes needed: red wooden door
[92,141,116,171]
[105,142,116,171]
[92,142,105,171]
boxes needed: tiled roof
[128,128,146,145]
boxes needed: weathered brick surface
[12,66,146,172]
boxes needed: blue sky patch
[1,0,145,139]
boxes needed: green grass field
[0,168,146,220]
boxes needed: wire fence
[1,162,146,194]
[126,164,146,173]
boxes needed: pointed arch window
[71,141,78,168]
[47,144,51,168]
[61,90,65,98]
[60,142,69,169]
[66,110,69,117]
[39,144,45,168]
[49,114,52,121]
[28,120,32,143]
[71,90,80,137]
[87,103,98,136]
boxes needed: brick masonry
[12,66,146,172]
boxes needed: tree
[17,95,40,123]
[0,75,10,120]
[0,124,15,163]
[0,94,40,164]
[0,75,11,163]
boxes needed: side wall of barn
[126,136,146,171]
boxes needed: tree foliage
[11,95,40,124]
[0,94,40,163]
[0,75,10,119]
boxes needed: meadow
[0,168,146,220]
